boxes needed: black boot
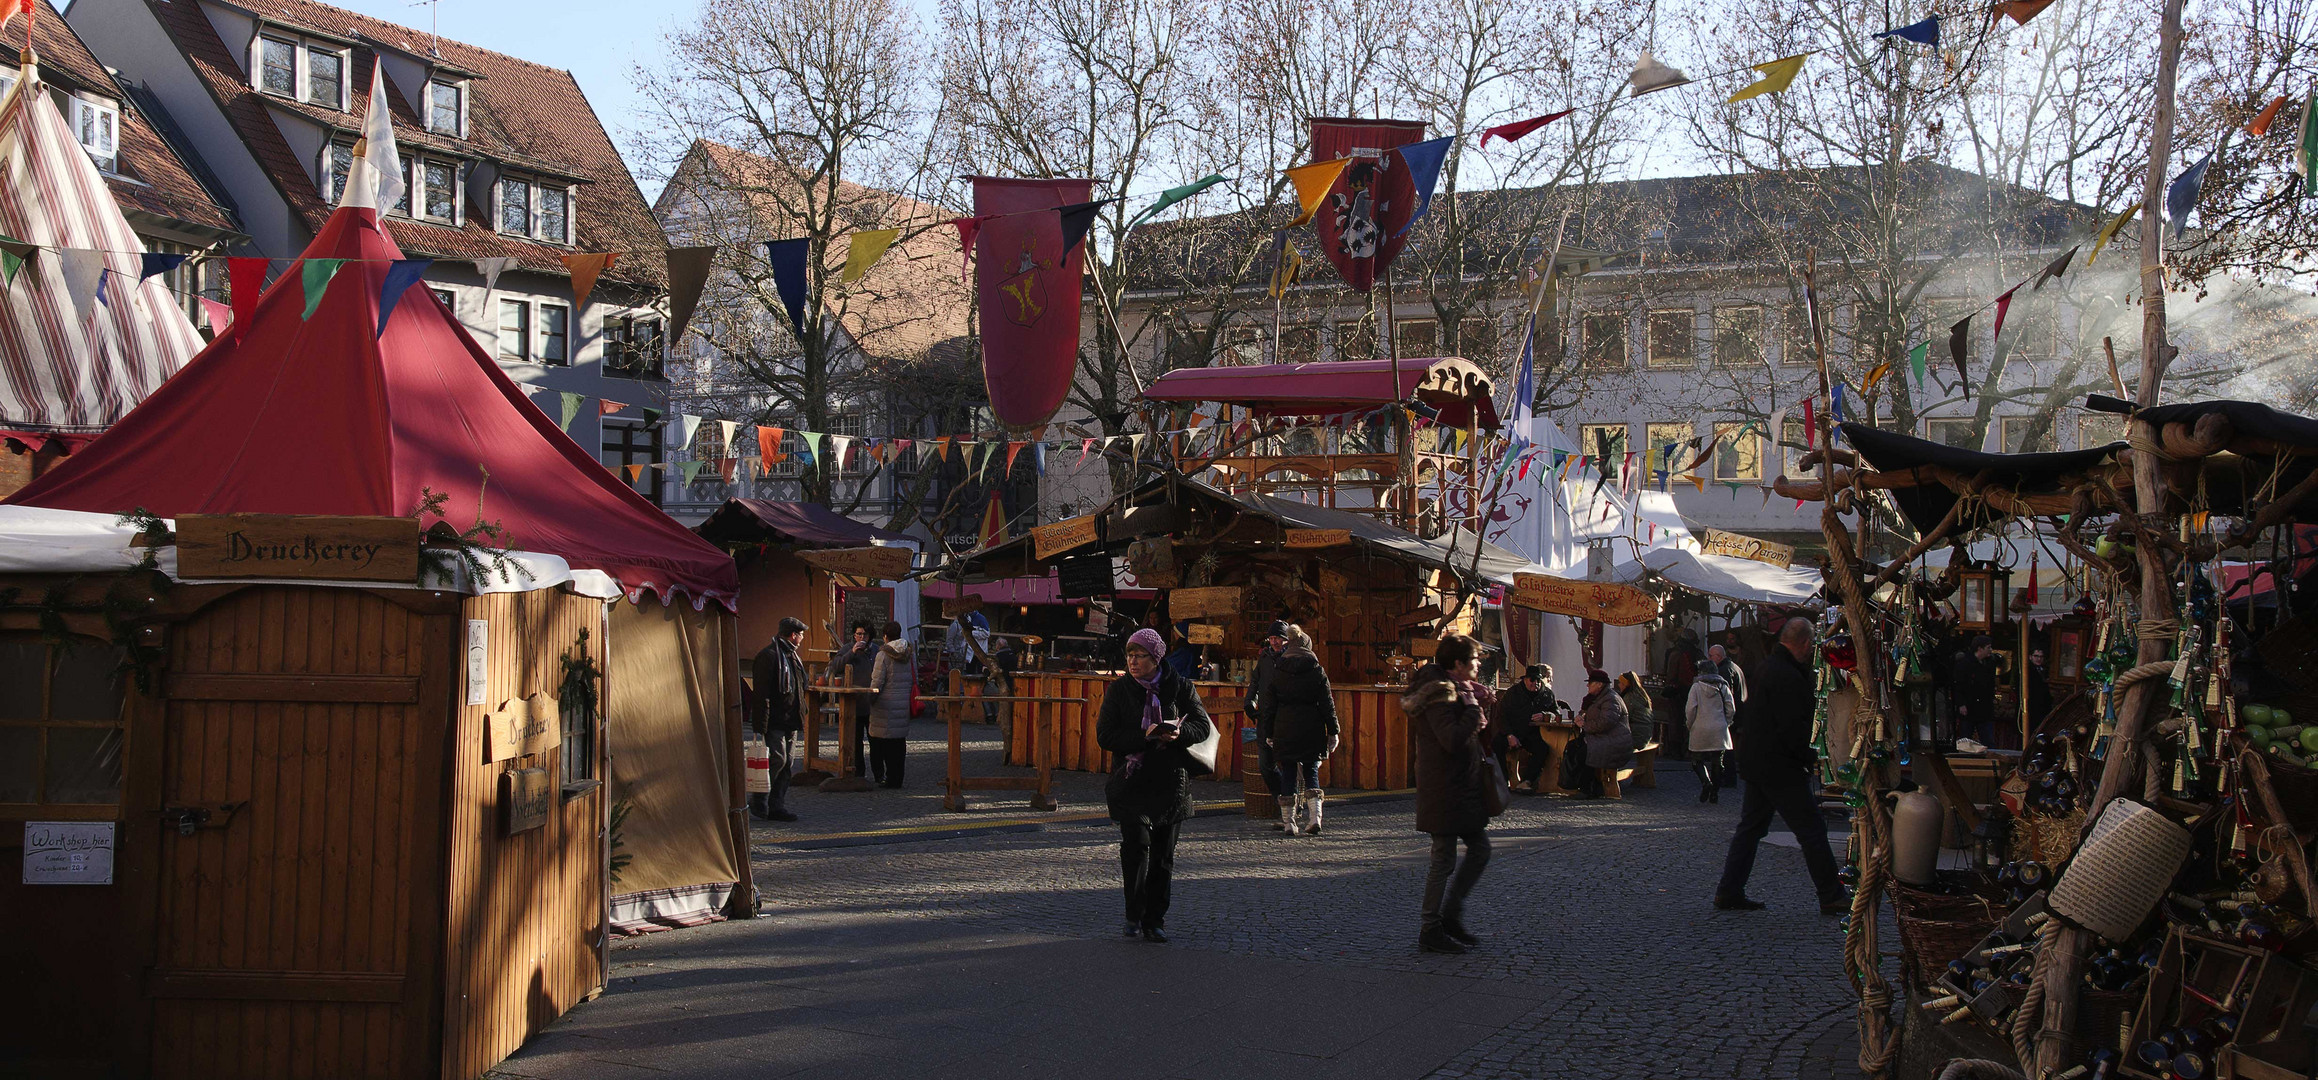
[1442,918,1480,947]
[1418,927,1468,954]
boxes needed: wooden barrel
[1240,728,1277,817]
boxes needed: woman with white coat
[1685,667,1737,804]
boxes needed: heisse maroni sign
[175,514,422,583]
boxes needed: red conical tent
[4,206,737,606]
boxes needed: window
[72,97,117,169]
[1581,313,1626,369]
[605,315,664,378]
[427,80,464,136]
[429,287,456,318]
[2005,298,2063,362]
[2001,416,2047,454]
[1578,423,1627,466]
[307,49,344,108]
[1926,418,1980,450]
[325,142,351,201]
[1279,325,1319,364]
[538,186,569,244]
[1334,318,1375,362]
[1221,325,1263,365]
[422,159,457,222]
[1456,317,1497,363]
[601,421,662,509]
[1713,422,1762,481]
[1644,422,1690,476]
[0,635,130,807]
[498,300,530,361]
[392,153,412,217]
[538,303,569,365]
[259,36,298,96]
[1781,419,1810,475]
[1715,305,1764,368]
[560,696,596,785]
[1396,317,1438,357]
[1164,324,1207,369]
[1647,309,1694,368]
[1782,304,1816,365]
[498,178,530,235]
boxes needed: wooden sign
[1127,537,1178,588]
[1033,513,1101,559]
[1410,636,1439,658]
[1284,528,1352,549]
[502,768,553,835]
[1186,623,1226,645]
[1698,527,1795,569]
[1396,602,1444,629]
[942,595,985,618]
[1168,585,1243,620]
[176,514,420,583]
[22,821,114,885]
[1509,573,1660,627]
[486,694,563,762]
[795,545,914,580]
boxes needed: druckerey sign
[174,513,422,583]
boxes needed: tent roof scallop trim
[3,205,737,608]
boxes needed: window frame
[418,157,462,225]
[1645,309,1696,369]
[1711,421,1762,481]
[1578,422,1629,466]
[252,33,347,109]
[537,302,570,366]
[426,79,467,138]
[71,95,119,170]
[1644,422,1691,477]
[603,314,665,379]
[1395,317,1439,358]
[1713,304,1765,368]
[305,46,347,109]
[429,287,457,318]
[1580,312,1628,370]
[256,34,299,98]
[1926,418,1980,450]
[497,176,531,237]
[497,298,531,362]
[1781,304,1816,366]
[0,634,132,811]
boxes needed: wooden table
[1526,723,1583,796]
[802,684,877,792]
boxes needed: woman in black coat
[1096,628,1214,944]
[1258,625,1339,836]
[1404,633,1491,955]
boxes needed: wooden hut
[0,204,741,1080]
[693,499,921,661]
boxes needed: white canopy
[1608,546,1822,606]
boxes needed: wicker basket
[2009,807,2089,867]
[1893,878,2012,992]
[2075,987,2141,1051]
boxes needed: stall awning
[1238,492,1545,585]
[1609,547,1822,605]
[1144,357,1501,429]
[921,574,1155,604]
[1841,422,2126,534]
[695,499,915,549]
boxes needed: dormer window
[72,96,118,170]
[426,80,464,137]
[495,174,573,244]
[252,33,348,109]
[420,158,460,223]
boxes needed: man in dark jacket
[1952,634,1999,745]
[830,621,878,774]
[1713,618,1847,914]
[2025,647,2053,730]
[750,617,809,822]
[1244,621,1290,806]
[1492,664,1558,792]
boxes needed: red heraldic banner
[973,176,1096,428]
[1309,118,1428,293]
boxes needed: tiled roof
[26,1,238,235]
[149,0,665,286]
[668,140,969,360]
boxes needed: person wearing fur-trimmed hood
[866,621,914,788]
[1405,633,1492,955]
[1258,625,1338,836]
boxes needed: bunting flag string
[557,392,584,432]
[1282,158,1352,228]
[299,258,345,321]
[839,229,900,284]
[1726,54,1809,103]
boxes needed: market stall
[1780,400,2318,1080]
[0,204,743,1080]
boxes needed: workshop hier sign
[175,514,420,583]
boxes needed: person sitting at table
[1576,669,1632,798]
[1616,671,1655,753]
[1491,664,1558,794]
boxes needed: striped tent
[0,59,202,435]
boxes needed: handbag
[1183,719,1222,777]
[1480,752,1512,817]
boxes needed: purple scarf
[1122,627,1170,777]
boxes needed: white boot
[1277,796,1298,835]
[1305,789,1325,835]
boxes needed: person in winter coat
[1575,670,1632,798]
[1952,634,2000,745]
[865,621,914,788]
[1243,621,1290,814]
[830,620,879,774]
[1685,668,1737,803]
[1714,618,1849,914]
[1097,627,1215,944]
[748,617,809,822]
[1491,664,1558,793]
[1616,672,1655,752]
[1405,633,1492,955]
[1258,625,1339,835]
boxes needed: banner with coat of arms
[1308,117,1428,293]
[971,175,1096,428]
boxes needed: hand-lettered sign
[1284,529,1352,549]
[503,768,554,835]
[22,822,114,885]
[1168,585,1243,620]
[1698,527,1796,569]
[1508,574,1659,626]
[795,545,914,580]
[1186,623,1226,645]
[176,514,420,582]
[1033,513,1101,559]
[487,693,563,762]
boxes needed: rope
[2111,659,2175,690]
[2126,423,2176,462]
[1848,780,1902,1078]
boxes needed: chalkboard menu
[840,586,895,638]
[1057,554,1113,599]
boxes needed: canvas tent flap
[608,599,741,912]
[0,64,204,434]
[1609,546,1822,605]
[3,206,738,607]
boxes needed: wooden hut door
[145,587,451,1080]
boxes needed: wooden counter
[1007,673,1416,791]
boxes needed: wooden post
[720,613,756,918]
[820,667,873,792]
[945,711,966,812]
[1030,699,1056,811]
[2035,0,2187,1069]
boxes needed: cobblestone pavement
[498,732,1886,1080]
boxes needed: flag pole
[1270,230,1285,363]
